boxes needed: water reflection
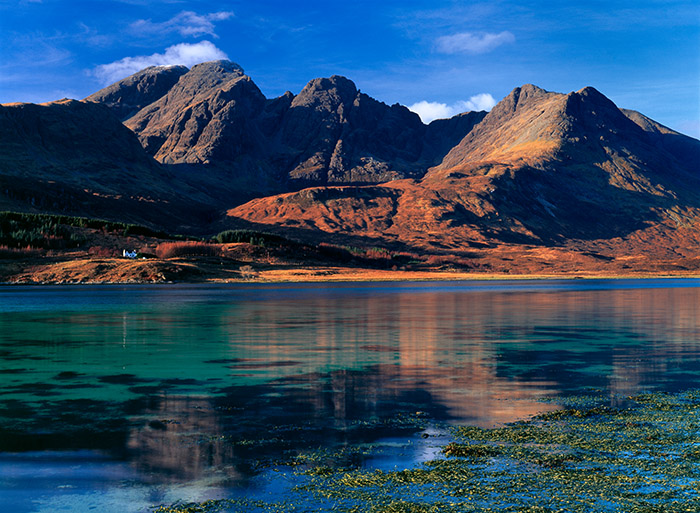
[1,280,699,508]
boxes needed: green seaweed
[152,390,700,513]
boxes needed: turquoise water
[1,279,699,511]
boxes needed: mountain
[2,60,699,270]
[270,75,484,186]
[1,61,484,230]
[226,84,700,259]
[124,61,261,162]
[83,60,485,206]
[117,62,484,192]
[423,84,700,241]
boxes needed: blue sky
[1,0,698,137]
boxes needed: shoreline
[2,264,699,286]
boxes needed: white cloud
[94,41,228,84]
[408,101,455,123]
[435,31,515,54]
[129,10,234,38]
[408,94,497,123]
[459,93,497,112]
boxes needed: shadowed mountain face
[1,60,699,259]
[0,99,215,229]
[275,75,462,186]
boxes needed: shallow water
[1,279,699,511]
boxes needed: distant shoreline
[2,258,699,286]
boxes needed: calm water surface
[1,279,699,511]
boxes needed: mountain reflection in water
[1,280,699,508]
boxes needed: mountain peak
[151,60,247,105]
[188,60,245,76]
[568,86,618,110]
[575,85,606,98]
[84,64,188,121]
[122,58,265,165]
[563,85,635,135]
[486,84,553,119]
[506,84,550,108]
[293,75,359,109]
[518,83,549,96]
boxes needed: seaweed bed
[153,391,700,513]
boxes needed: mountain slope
[424,85,700,241]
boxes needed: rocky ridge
[91,62,485,191]
[84,65,188,121]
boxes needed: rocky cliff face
[124,61,263,162]
[115,62,482,190]
[84,65,188,121]
[275,75,428,185]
